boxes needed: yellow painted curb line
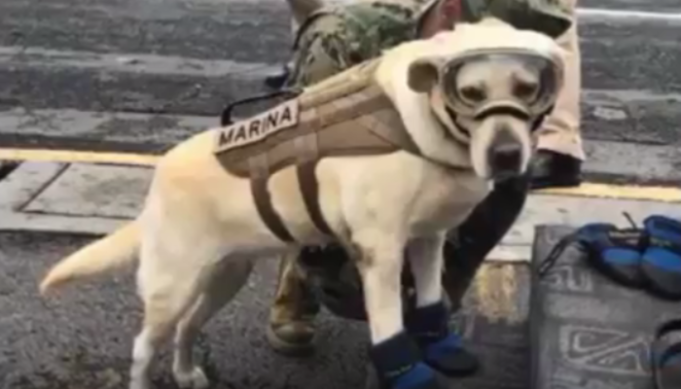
[2,147,681,202]
[534,183,681,203]
[0,148,160,166]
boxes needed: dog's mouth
[445,105,469,138]
[490,168,520,183]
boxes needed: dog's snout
[487,127,523,180]
[491,143,522,170]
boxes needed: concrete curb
[2,161,681,263]
[0,160,19,180]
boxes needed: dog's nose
[487,127,523,181]
[490,143,522,172]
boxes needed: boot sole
[265,325,316,357]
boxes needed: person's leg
[266,12,362,355]
[267,250,321,355]
[440,174,530,312]
[531,0,584,189]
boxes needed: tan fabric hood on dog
[212,60,430,243]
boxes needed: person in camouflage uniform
[269,0,582,187]
[263,0,580,384]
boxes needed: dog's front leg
[405,233,479,378]
[352,230,441,389]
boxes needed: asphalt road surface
[3,0,681,183]
[0,231,530,389]
[1,0,680,388]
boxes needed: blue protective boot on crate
[652,318,681,389]
[540,219,647,288]
[641,215,681,300]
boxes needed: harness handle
[220,88,302,126]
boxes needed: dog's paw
[174,366,210,389]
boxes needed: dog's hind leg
[172,255,255,389]
[129,234,227,389]
[405,233,479,377]
[352,231,441,389]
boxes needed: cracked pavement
[0,231,531,389]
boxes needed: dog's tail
[39,221,140,295]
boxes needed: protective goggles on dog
[437,48,564,120]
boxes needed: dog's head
[404,21,565,181]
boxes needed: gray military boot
[266,251,321,356]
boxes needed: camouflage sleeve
[286,2,420,89]
[470,0,574,38]
[286,11,361,88]
[416,0,574,39]
[285,0,573,90]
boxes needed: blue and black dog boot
[405,301,479,377]
[642,215,681,300]
[539,222,647,288]
[577,223,647,288]
[368,331,441,389]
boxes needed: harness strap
[294,133,336,238]
[357,109,422,156]
[298,161,335,237]
[249,155,296,242]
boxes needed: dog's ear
[407,58,440,93]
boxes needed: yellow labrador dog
[39,18,565,389]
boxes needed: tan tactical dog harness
[213,60,430,243]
